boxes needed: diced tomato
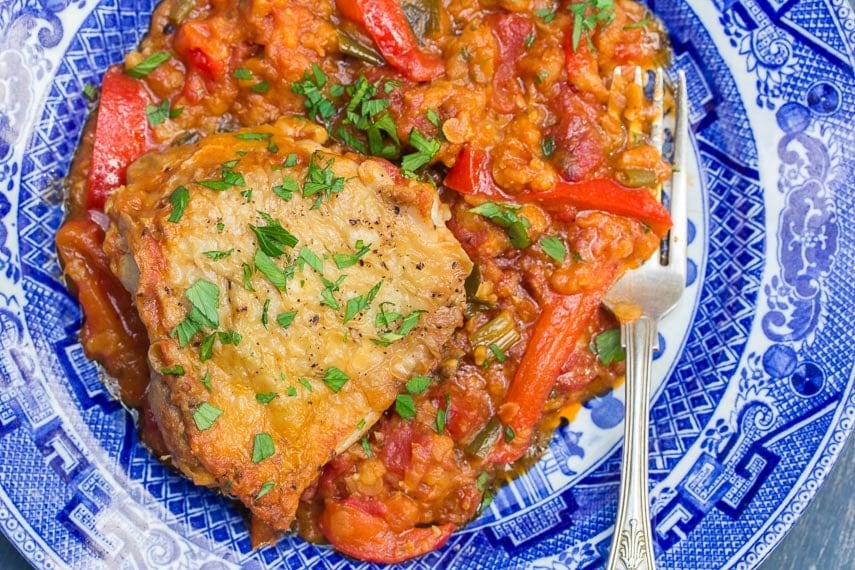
[320,496,455,563]
[547,92,607,181]
[336,0,445,82]
[173,19,229,80]
[488,13,534,113]
[86,66,150,211]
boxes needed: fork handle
[606,316,657,570]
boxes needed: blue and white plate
[1,1,853,568]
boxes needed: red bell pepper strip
[336,0,445,82]
[489,290,605,464]
[320,496,455,563]
[520,178,673,238]
[86,66,150,211]
[443,146,507,199]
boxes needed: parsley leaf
[126,52,171,78]
[291,63,336,123]
[401,128,440,174]
[297,247,324,274]
[540,235,567,263]
[160,365,185,376]
[193,402,223,430]
[251,433,275,463]
[593,328,625,365]
[406,375,431,394]
[250,212,298,257]
[302,153,345,207]
[233,67,253,80]
[254,249,289,290]
[372,308,425,346]
[276,311,297,328]
[568,0,617,52]
[323,367,350,393]
[395,394,416,420]
[256,392,278,404]
[255,481,275,500]
[145,100,171,126]
[343,280,383,323]
[272,177,300,201]
[203,249,234,260]
[469,202,532,248]
[333,240,371,269]
[167,186,189,223]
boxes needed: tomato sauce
[58,0,671,562]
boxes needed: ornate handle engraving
[606,317,657,570]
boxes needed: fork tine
[667,71,688,277]
[650,68,665,152]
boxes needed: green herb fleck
[167,186,189,223]
[504,424,516,443]
[235,132,273,141]
[251,212,298,257]
[469,201,532,248]
[361,436,373,457]
[323,367,350,393]
[297,246,324,274]
[426,109,442,128]
[203,249,234,260]
[201,370,212,392]
[272,177,300,201]
[160,364,185,376]
[242,262,255,291]
[401,128,440,174]
[233,68,254,80]
[256,392,278,404]
[488,343,507,363]
[406,375,431,394]
[254,249,289,290]
[298,377,314,392]
[593,328,625,365]
[540,235,567,263]
[276,310,297,328]
[343,280,383,323]
[333,240,371,269]
[126,52,171,78]
[261,299,270,327]
[302,153,345,208]
[145,100,171,126]
[251,80,270,94]
[255,481,275,500]
[193,402,223,430]
[541,136,556,158]
[251,433,275,463]
[395,393,416,420]
[83,83,98,101]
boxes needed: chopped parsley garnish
[235,132,273,141]
[476,472,490,492]
[251,433,275,463]
[160,364,185,376]
[261,299,271,327]
[199,333,216,361]
[361,436,373,458]
[250,80,270,94]
[395,394,416,420]
[299,377,314,392]
[203,249,234,260]
[541,135,556,158]
[333,240,371,269]
[251,212,298,257]
[286,385,298,397]
[320,275,346,310]
[302,153,345,208]
[291,63,337,123]
[372,306,425,346]
[568,0,617,52]
[145,100,171,126]
[426,108,442,128]
[488,343,507,363]
[624,17,651,29]
[284,152,299,167]
[357,418,366,430]
[254,249,289,290]
[573,251,585,263]
[323,367,350,393]
[276,310,297,328]
[193,402,223,431]
[401,128,440,175]
[242,262,255,291]
[504,425,516,443]
[592,328,625,365]
[406,375,431,394]
[255,481,275,500]
[233,68,254,80]
[272,177,299,201]
[197,162,246,191]
[534,7,557,23]
[524,32,536,49]
[540,235,567,263]
[256,392,278,404]
[126,51,171,78]
[469,202,532,248]
[343,280,383,323]
[297,246,324,274]
[436,394,449,434]
[219,329,242,345]
[82,83,98,101]
[167,186,189,223]
[170,279,220,346]
[201,370,212,392]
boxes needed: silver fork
[604,68,689,570]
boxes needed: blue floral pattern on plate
[0,0,853,568]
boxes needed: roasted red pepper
[489,291,605,463]
[520,178,672,237]
[443,146,507,198]
[86,66,150,211]
[336,0,445,82]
